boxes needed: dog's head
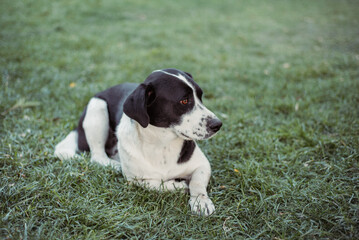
[123,68,222,140]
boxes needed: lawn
[1,0,358,239]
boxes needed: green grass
[1,0,358,239]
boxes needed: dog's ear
[123,83,156,128]
[184,72,193,79]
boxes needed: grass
[1,0,358,239]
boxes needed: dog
[55,68,222,216]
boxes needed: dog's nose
[207,118,222,132]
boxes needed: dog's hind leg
[54,130,79,160]
[82,97,121,170]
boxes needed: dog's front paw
[189,194,215,216]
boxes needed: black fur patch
[177,140,196,164]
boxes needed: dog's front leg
[188,151,215,216]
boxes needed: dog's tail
[54,130,78,160]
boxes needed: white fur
[173,104,218,140]
[54,130,78,160]
[82,98,122,170]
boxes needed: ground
[1,0,358,239]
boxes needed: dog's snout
[207,118,222,132]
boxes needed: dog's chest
[122,140,186,180]
[117,118,189,180]
[142,141,180,167]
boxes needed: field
[1,0,358,239]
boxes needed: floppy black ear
[184,72,193,79]
[123,83,155,128]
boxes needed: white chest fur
[116,114,196,181]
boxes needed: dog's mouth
[203,130,221,140]
[177,129,219,141]
[179,132,191,139]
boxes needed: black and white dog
[55,68,222,216]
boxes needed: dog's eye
[180,99,188,105]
